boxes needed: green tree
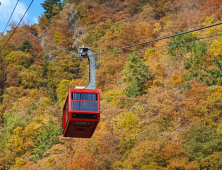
[61,0,71,9]
[1,113,27,167]
[122,53,154,97]
[183,123,222,162]
[168,32,197,58]
[30,119,61,162]
[182,41,208,83]
[183,42,208,70]
[168,33,210,84]
[4,113,27,136]
[205,58,222,86]
[41,0,61,19]
[19,40,33,52]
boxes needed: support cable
[20,27,79,56]
[1,1,222,61]
[0,0,19,38]
[100,34,222,57]
[10,32,222,62]
[10,38,79,62]
[93,22,222,56]
[1,3,79,57]
[0,2,78,62]
[0,0,34,51]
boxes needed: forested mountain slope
[1,0,222,169]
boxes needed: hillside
[1,0,222,169]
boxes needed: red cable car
[62,88,100,138]
[62,47,100,138]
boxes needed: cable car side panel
[62,95,69,134]
[64,121,98,138]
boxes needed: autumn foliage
[1,0,222,169]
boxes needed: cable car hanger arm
[78,47,96,89]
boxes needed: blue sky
[0,0,45,34]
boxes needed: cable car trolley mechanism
[62,47,100,138]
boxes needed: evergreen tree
[184,123,222,162]
[122,53,154,97]
[168,32,197,57]
[19,40,33,52]
[205,58,222,86]
[61,0,71,9]
[4,113,27,136]
[41,0,61,19]
[184,41,208,70]
[30,119,61,162]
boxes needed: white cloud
[33,17,38,24]
[0,0,28,31]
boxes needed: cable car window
[72,93,97,101]
[72,101,98,111]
